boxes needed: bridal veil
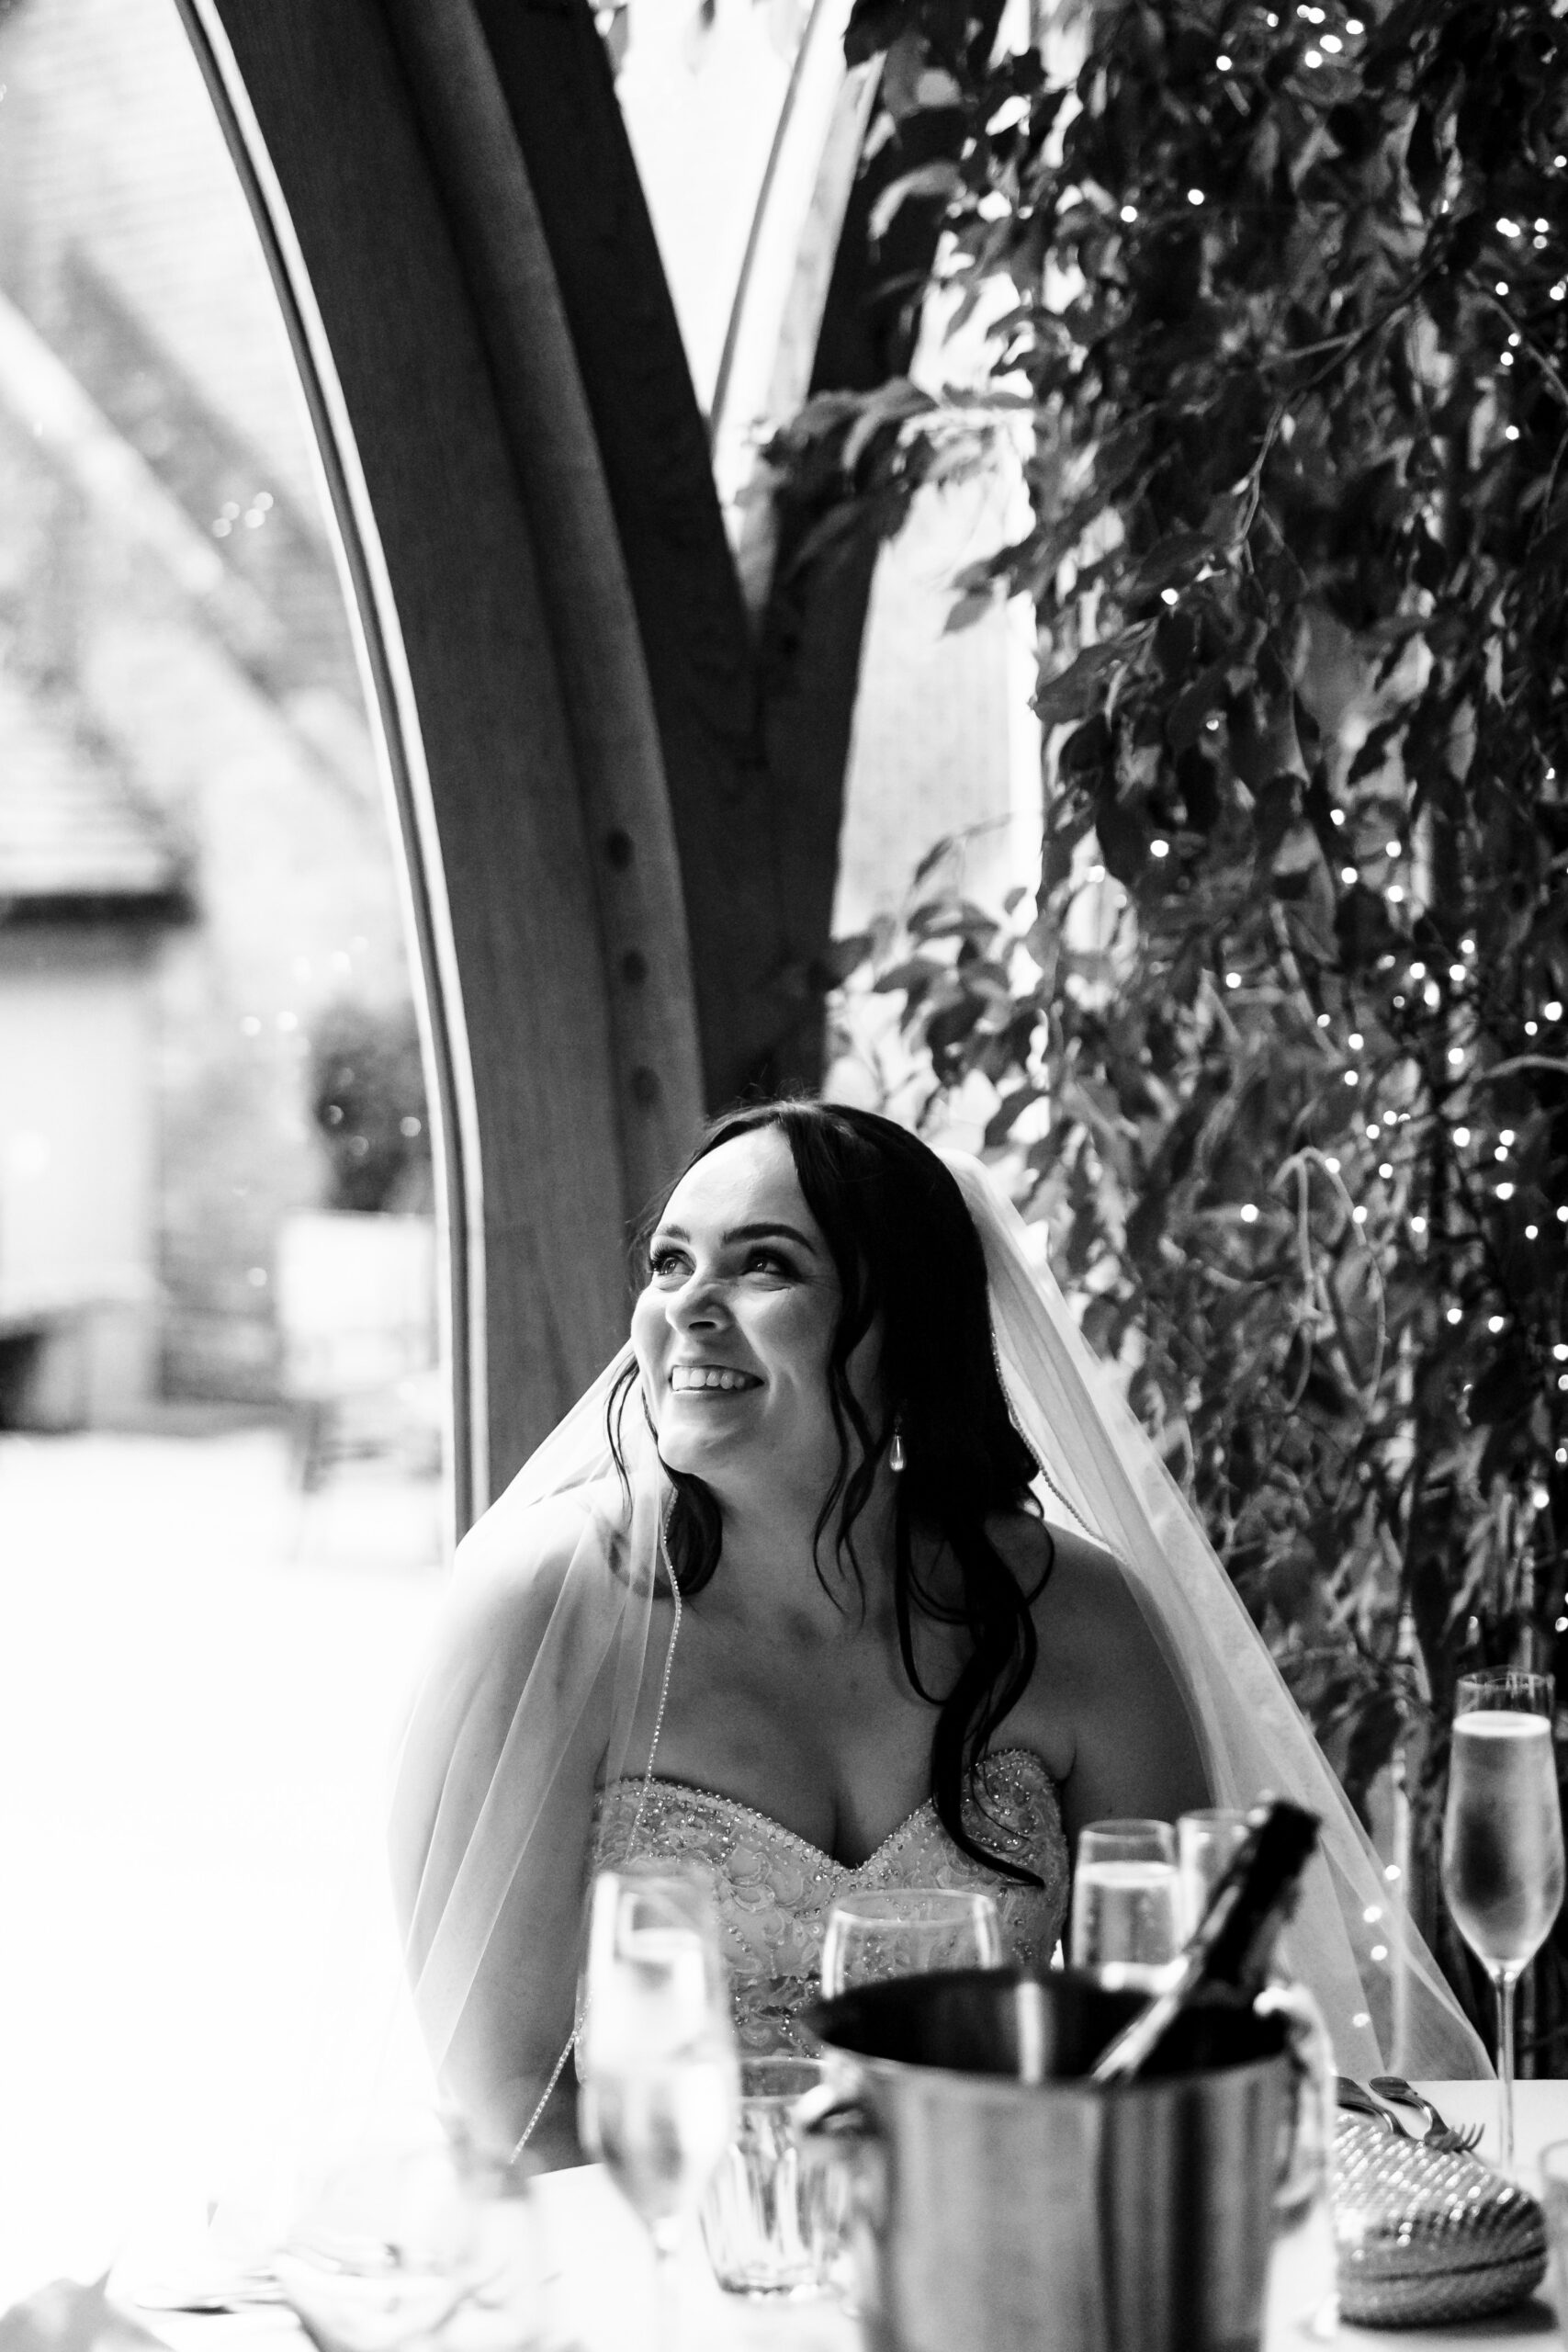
[389,1147,1487,2150]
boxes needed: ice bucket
[805,1967,1293,2352]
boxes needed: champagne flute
[578,1867,739,2349]
[819,1888,1002,1997]
[1070,1819,1181,1989]
[1176,1806,1251,1940]
[1441,1668,1564,2172]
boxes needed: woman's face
[632,1125,876,1498]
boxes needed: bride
[389,1101,1486,2168]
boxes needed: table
[529,2081,1566,2351]
[127,2082,1568,2352]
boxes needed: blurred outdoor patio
[0,1422,446,2298]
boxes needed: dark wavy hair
[612,1101,1052,1883]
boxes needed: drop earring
[888,1423,907,1474]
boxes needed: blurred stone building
[0,0,418,1418]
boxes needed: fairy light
[1453,1125,1470,1145]
[1527,1021,1540,1036]
[1546,1001,1563,1021]
[1225,971,1242,989]
[1410,1215,1427,1234]
[1501,1128,1516,1145]
[1316,1012,1331,1028]
[1379,1162,1393,1178]
[1120,204,1138,223]
[1352,1205,1368,1224]
[1449,963,1465,984]
[1490,1315,1506,1333]
[1447,1046,1465,1067]
[1388,885,1405,903]
[1340,865,1358,884]
[1446,1306,1462,1325]
[1150,837,1170,856]
[1240,1203,1258,1224]
[1325,1156,1342,1174]
[1345,1070,1359,1087]
[1554,1345,1568,1363]
[1527,1225,1540,1239]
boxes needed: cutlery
[1369,2075,1485,2154]
[1337,2076,1408,2133]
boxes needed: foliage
[308,1000,432,1216]
[803,0,1568,2044]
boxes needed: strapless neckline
[591,1745,1071,2052]
[605,1744,1051,1876]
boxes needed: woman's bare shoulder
[437,1479,635,1694]
[987,1510,1133,1636]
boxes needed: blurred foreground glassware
[818,1888,1002,1998]
[1442,1669,1564,2173]
[1071,1819,1180,1988]
[699,2056,849,2298]
[275,2123,543,2352]
[1539,2138,1568,2335]
[577,1867,739,2351]
[1177,1807,1251,1940]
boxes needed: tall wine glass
[1070,1819,1181,1989]
[578,1868,739,2350]
[1441,1669,1564,2172]
[819,1888,1002,1997]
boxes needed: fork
[1369,2075,1485,2154]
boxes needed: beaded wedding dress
[592,1748,1071,2051]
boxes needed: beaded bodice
[591,1747,1069,2053]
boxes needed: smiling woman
[390,1102,1493,2177]
[389,1102,1217,2167]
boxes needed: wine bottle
[1089,1799,1320,2085]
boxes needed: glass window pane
[0,0,445,2277]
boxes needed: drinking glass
[1441,1668,1564,2172]
[700,2056,849,2297]
[1070,1819,1181,1988]
[1177,1806,1251,1940]
[819,1888,1003,1997]
[577,1868,739,2349]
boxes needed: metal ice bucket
[805,1967,1293,2352]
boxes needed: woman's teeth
[670,1366,755,1392]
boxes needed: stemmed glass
[819,1888,1002,1997]
[1441,1668,1564,2172]
[577,1867,739,2348]
[1070,1819,1181,1988]
[1176,1806,1251,1940]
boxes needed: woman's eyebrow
[655,1220,817,1253]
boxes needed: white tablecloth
[531,2081,1567,2352]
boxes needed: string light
[1316,1012,1331,1028]
[1527,1225,1540,1239]
[1379,1162,1393,1178]
[1325,1156,1342,1174]
[1240,1203,1258,1223]
[1340,865,1358,884]
[1496,1182,1516,1200]
[1348,1031,1364,1048]
[1410,1214,1427,1234]
[1490,1316,1506,1333]
[1547,1001,1563,1021]
[1151,837,1171,855]
[1446,1306,1462,1325]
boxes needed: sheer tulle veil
[389,1145,1486,2154]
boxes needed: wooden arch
[176,0,964,1517]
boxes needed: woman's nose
[667,1270,728,1330]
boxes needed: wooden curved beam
[176,0,704,1500]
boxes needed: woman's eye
[745,1249,795,1277]
[649,1248,686,1280]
